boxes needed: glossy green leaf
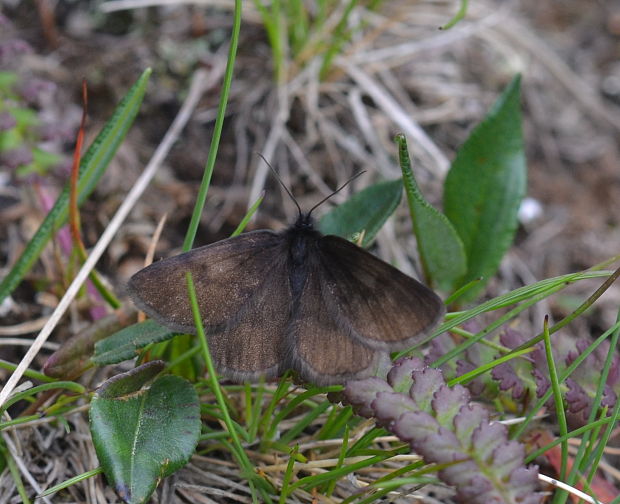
[396,134,466,291]
[443,75,526,297]
[90,362,200,504]
[92,320,182,365]
[319,178,403,247]
[0,68,152,304]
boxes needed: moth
[128,181,445,386]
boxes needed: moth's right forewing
[318,236,445,351]
[128,231,283,333]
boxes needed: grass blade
[182,0,241,252]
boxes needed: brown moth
[128,185,444,385]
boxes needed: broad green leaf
[319,178,403,247]
[443,75,526,298]
[90,362,200,504]
[93,320,181,365]
[396,134,466,291]
[0,68,152,304]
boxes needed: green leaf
[9,107,39,128]
[318,178,403,247]
[0,68,152,304]
[0,124,23,151]
[90,362,200,504]
[0,71,18,92]
[443,75,526,298]
[92,320,182,365]
[396,134,466,291]
[31,147,62,171]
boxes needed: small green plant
[0,34,65,178]
[252,0,470,82]
[399,75,526,299]
[253,0,382,81]
[2,5,618,504]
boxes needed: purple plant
[428,324,620,426]
[344,357,543,504]
[428,327,500,401]
[494,331,620,424]
[1,16,74,177]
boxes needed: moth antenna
[307,171,366,217]
[256,152,302,218]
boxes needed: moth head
[294,212,314,230]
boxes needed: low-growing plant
[252,0,470,82]
[1,3,618,504]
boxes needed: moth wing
[286,257,391,386]
[207,252,292,381]
[317,235,445,351]
[128,230,284,334]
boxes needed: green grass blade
[511,265,620,353]
[584,406,617,485]
[287,0,309,56]
[576,310,620,490]
[576,310,620,486]
[265,386,339,443]
[182,0,241,252]
[231,192,264,237]
[38,468,104,498]
[542,316,568,482]
[319,0,358,79]
[0,359,55,383]
[438,268,618,397]
[278,400,331,445]
[0,381,86,418]
[258,374,293,449]
[186,272,272,502]
[325,425,349,496]
[287,453,394,493]
[252,0,284,82]
[427,279,567,367]
[444,277,482,305]
[0,438,31,504]
[317,404,353,440]
[525,416,611,463]
[448,346,533,387]
[247,381,266,441]
[279,444,298,503]
[347,427,387,456]
[440,0,469,29]
[0,69,151,304]
[0,414,41,430]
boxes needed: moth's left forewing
[318,235,445,351]
[127,230,283,333]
